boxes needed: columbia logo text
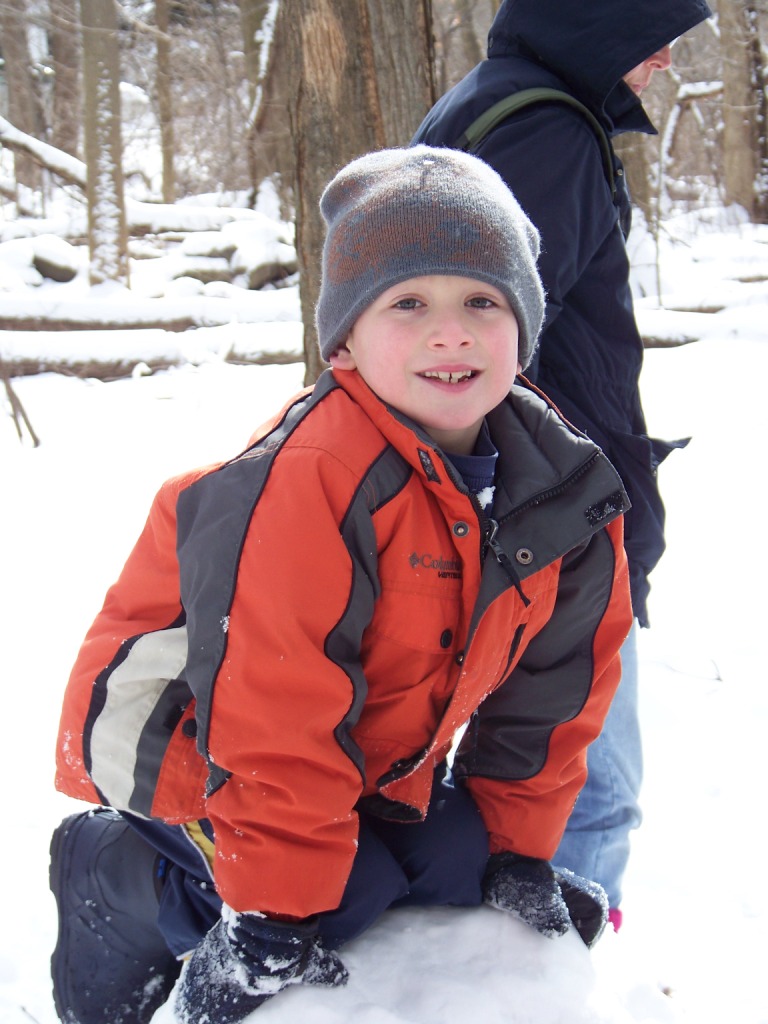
[409,552,462,579]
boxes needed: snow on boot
[49,807,181,1024]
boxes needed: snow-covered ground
[1,205,767,1024]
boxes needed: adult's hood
[488,0,712,126]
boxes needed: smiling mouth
[422,370,477,384]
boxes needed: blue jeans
[553,622,642,908]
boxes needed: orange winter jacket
[55,368,632,918]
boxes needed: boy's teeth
[424,370,473,384]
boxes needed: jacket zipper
[472,451,602,606]
[504,451,601,520]
[473,496,531,607]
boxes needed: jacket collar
[329,368,620,520]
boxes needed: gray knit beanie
[316,145,545,369]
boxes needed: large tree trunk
[453,0,484,70]
[745,2,768,222]
[1,0,45,191]
[49,0,81,157]
[285,0,384,384]
[719,0,764,218]
[284,0,436,384]
[366,0,436,146]
[81,0,129,286]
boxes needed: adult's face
[623,45,673,94]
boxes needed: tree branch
[0,114,86,187]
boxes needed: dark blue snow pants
[126,765,489,957]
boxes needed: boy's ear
[329,346,357,370]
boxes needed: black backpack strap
[455,86,616,200]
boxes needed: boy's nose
[428,314,475,348]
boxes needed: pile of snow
[630,205,768,346]
[151,906,679,1024]
[0,196,303,365]
[0,181,299,345]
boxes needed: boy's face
[330,275,521,455]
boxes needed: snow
[1,206,767,1024]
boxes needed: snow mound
[152,905,679,1024]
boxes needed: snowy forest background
[1,0,768,383]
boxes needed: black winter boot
[49,808,181,1024]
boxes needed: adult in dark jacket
[413,0,712,924]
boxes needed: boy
[50,146,632,1024]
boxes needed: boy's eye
[467,296,495,308]
[394,297,421,309]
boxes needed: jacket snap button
[440,629,453,649]
[455,651,465,665]
[515,547,533,565]
[452,521,469,537]
[181,718,198,738]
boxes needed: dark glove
[175,908,348,1024]
[482,852,608,948]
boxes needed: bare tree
[454,0,484,66]
[1,0,45,191]
[154,0,250,195]
[748,4,768,221]
[366,0,436,146]
[437,0,483,93]
[49,0,81,157]
[241,0,283,199]
[720,0,768,220]
[241,0,274,105]
[280,0,381,382]
[281,0,436,383]
[720,0,758,212]
[156,0,175,202]
[81,0,129,285]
